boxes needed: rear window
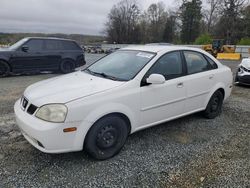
[44,40,80,51]
[61,41,81,50]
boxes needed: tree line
[104,0,250,45]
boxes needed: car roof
[121,45,204,54]
[25,37,75,42]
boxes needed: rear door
[182,51,217,112]
[43,40,62,70]
[10,39,45,72]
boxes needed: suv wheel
[0,61,10,77]
[203,90,224,119]
[60,59,75,74]
[84,115,129,160]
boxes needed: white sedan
[14,45,233,160]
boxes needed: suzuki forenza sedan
[15,46,233,160]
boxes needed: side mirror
[146,74,165,85]
[21,46,29,52]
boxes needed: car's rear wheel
[84,115,129,160]
[0,61,10,77]
[60,59,75,74]
[203,90,224,119]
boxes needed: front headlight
[35,104,68,123]
[238,66,244,74]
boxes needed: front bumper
[14,99,83,153]
[236,71,250,85]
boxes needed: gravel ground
[0,54,249,188]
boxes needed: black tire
[0,61,10,77]
[84,115,129,160]
[234,75,239,84]
[60,59,75,74]
[203,90,224,119]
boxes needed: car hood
[241,58,250,69]
[24,71,125,106]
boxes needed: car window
[147,51,183,80]
[61,41,81,50]
[25,39,43,51]
[44,40,60,50]
[205,55,218,69]
[184,51,211,74]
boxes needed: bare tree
[145,2,168,42]
[219,0,247,43]
[203,0,223,33]
[105,0,140,43]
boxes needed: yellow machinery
[202,39,241,60]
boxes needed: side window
[147,51,183,80]
[205,56,218,69]
[25,39,43,51]
[184,51,211,74]
[44,40,60,50]
[61,41,80,50]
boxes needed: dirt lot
[0,55,249,187]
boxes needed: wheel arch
[205,83,226,108]
[80,111,132,150]
[0,59,12,71]
[94,112,132,135]
[217,88,225,99]
[72,102,136,150]
[61,57,76,64]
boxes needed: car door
[140,51,187,127]
[43,40,62,71]
[10,39,45,72]
[182,51,217,112]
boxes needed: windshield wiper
[93,72,119,81]
[84,68,126,81]
[84,68,95,75]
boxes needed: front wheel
[203,90,224,119]
[60,59,75,74]
[0,61,10,77]
[84,115,129,160]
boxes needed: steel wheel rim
[96,125,118,149]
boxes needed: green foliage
[237,37,250,45]
[194,34,212,45]
[180,0,202,44]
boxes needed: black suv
[0,37,86,77]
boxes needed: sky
[0,0,177,35]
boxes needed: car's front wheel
[84,115,129,160]
[203,90,224,119]
[60,59,75,74]
[0,61,10,77]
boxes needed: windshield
[84,50,155,81]
[9,38,29,50]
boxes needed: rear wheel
[203,90,224,119]
[84,115,129,160]
[0,61,10,77]
[60,59,75,74]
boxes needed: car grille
[21,96,38,115]
[27,104,38,115]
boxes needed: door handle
[177,82,184,88]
